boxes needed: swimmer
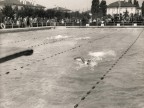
[74,57,91,65]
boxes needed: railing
[0,21,144,29]
[104,21,144,26]
[0,22,54,29]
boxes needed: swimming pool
[0,28,144,108]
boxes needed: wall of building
[20,0,36,5]
[0,5,4,10]
[137,9,141,15]
[0,0,45,10]
[107,7,137,15]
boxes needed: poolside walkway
[0,26,144,34]
[0,26,54,34]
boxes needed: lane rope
[73,28,144,108]
[2,31,116,76]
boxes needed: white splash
[46,35,69,40]
[75,58,98,71]
[75,50,116,70]
[55,35,69,39]
[89,50,116,60]
[75,37,90,40]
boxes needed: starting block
[101,24,104,26]
[117,23,120,26]
[133,23,137,26]
[86,24,90,27]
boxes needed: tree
[13,6,18,13]
[65,12,70,18]
[36,9,45,17]
[142,1,144,16]
[81,12,90,24]
[136,1,139,7]
[1,5,15,18]
[128,0,132,4]
[69,11,83,20]
[55,11,64,21]
[0,12,4,23]
[100,0,107,16]
[91,0,100,17]
[18,6,34,17]
[17,8,25,17]
[133,0,137,6]
[45,9,55,18]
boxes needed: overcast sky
[34,0,143,11]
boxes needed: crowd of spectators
[1,16,55,27]
[0,13,144,29]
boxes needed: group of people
[0,16,83,28]
[2,16,50,28]
[0,14,144,29]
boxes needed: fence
[0,21,144,29]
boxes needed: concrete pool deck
[67,26,144,28]
[0,26,54,34]
[0,28,144,108]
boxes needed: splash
[55,35,69,39]
[75,37,90,40]
[89,50,116,60]
[74,58,98,71]
[46,35,69,40]
[74,50,116,70]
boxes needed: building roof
[36,4,45,8]
[0,0,45,8]
[0,0,24,6]
[108,1,136,8]
[52,7,71,12]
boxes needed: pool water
[0,28,144,108]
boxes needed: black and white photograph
[0,0,144,108]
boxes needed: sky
[34,0,143,11]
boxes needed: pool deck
[0,26,144,34]
[0,26,54,34]
[67,26,144,28]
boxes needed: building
[51,6,72,13]
[0,0,45,10]
[107,1,142,16]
